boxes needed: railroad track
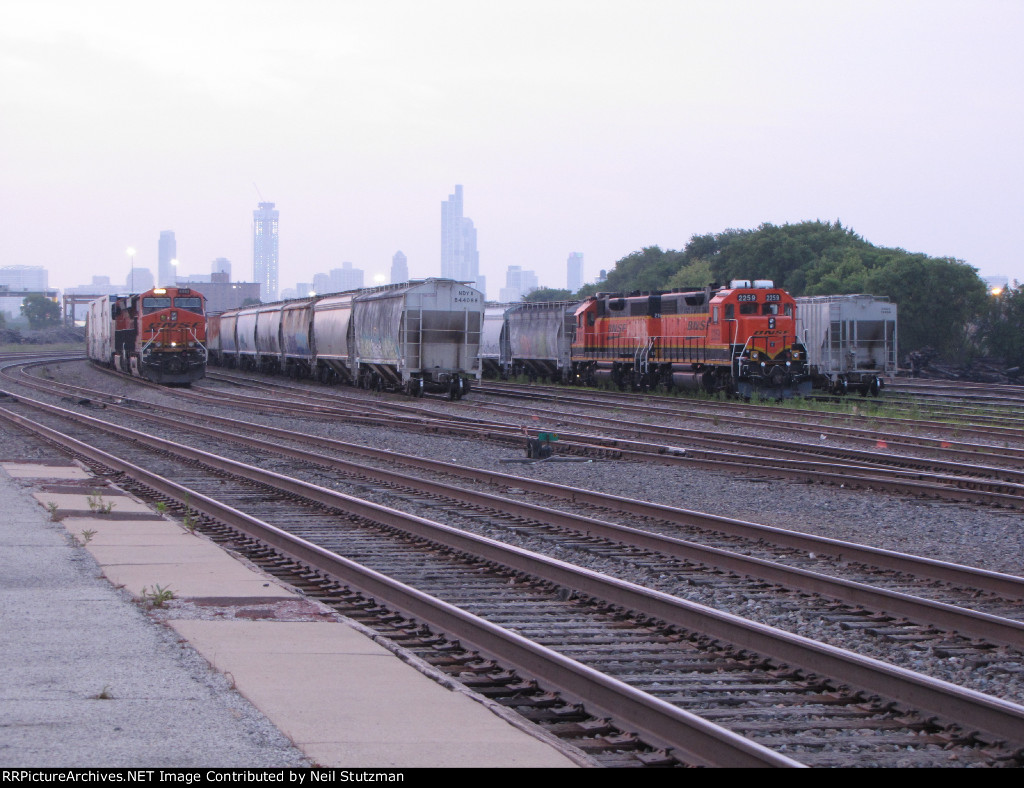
[191,370,1024,509]
[15,358,1024,510]
[2,392,1023,767]
[2,360,1024,761]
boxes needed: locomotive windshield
[142,297,172,313]
[174,297,204,314]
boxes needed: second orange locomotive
[501,280,811,398]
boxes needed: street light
[126,247,136,292]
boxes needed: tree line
[526,220,1020,365]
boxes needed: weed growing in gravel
[46,501,60,521]
[156,501,167,514]
[141,585,175,608]
[79,529,97,545]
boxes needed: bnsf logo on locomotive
[686,319,707,331]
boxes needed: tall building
[441,185,481,290]
[567,252,584,293]
[158,231,177,286]
[331,262,364,291]
[126,267,155,292]
[391,251,408,284]
[253,201,279,302]
[212,257,232,278]
[498,265,539,302]
[312,272,331,295]
[0,265,50,320]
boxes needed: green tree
[978,282,1024,367]
[20,294,61,329]
[524,288,574,302]
[665,258,713,290]
[865,254,986,357]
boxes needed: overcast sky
[2,0,1021,296]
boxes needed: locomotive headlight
[170,342,177,347]
[760,361,766,368]
[786,361,791,368]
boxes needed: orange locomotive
[86,287,207,385]
[570,280,811,398]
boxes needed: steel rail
[6,365,1024,598]
[3,396,1024,751]
[46,390,1024,649]
[0,399,801,767]
[18,362,1024,507]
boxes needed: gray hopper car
[208,278,483,399]
[500,300,578,382]
[795,294,897,395]
[480,304,513,377]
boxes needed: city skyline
[3,2,1022,296]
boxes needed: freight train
[500,280,813,398]
[207,278,484,399]
[86,286,208,385]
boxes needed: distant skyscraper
[441,185,481,290]
[253,202,279,302]
[391,251,408,284]
[212,257,231,278]
[331,262,364,291]
[567,252,584,293]
[498,265,539,302]
[126,267,155,292]
[158,231,177,286]
[312,272,331,295]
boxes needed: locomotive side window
[174,297,204,314]
[724,304,734,320]
[762,303,779,315]
[712,306,719,324]
[739,302,758,315]
[142,297,172,314]
[784,303,793,316]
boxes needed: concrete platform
[1,462,585,768]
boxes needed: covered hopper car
[208,278,483,399]
[795,294,897,395]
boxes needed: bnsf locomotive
[86,287,207,385]
[503,280,812,398]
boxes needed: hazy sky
[2,0,1021,296]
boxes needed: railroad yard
[3,351,1024,768]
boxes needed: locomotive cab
[133,287,208,383]
[709,281,810,398]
